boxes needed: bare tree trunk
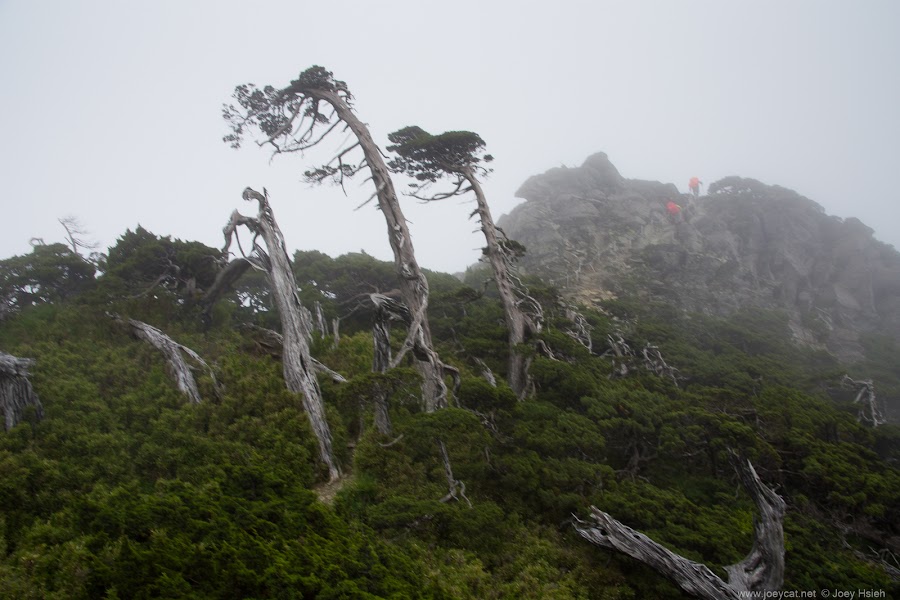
[723,458,786,592]
[438,439,472,507]
[116,317,218,405]
[331,318,340,349]
[224,188,341,481]
[371,297,393,436]
[463,171,538,398]
[575,456,785,600]
[238,324,347,383]
[0,352,43,431]
[201,257,251,316]
[565,306,593,353]
[842,375,884,427]
[314,301,327,339]
[310,89,448,411]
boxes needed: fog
[1,1,898,272]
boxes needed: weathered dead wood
[575,456,785,599]
[238,324,347,383]
[224,187,340,480]
[330,318,340,349]
[641,343,680,386]
[313,301,327,339]
[464,171,542,399]
[438,439,472,508]
[565,306,593,353]
[841,375,884,427]
[371,295,394,435]
[116,317,219,405]
[473,358,497,387]
[602,333,679,386]
[0,352,44,431]
[257,70,448,411]
[200,257,252,315]
[369,292,458,412]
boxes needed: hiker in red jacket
[666,200,682,222]
[688,176,702,198]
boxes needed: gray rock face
[500,154,900,362]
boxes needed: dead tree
[386,126,543,398]
[473,358,497,388]
[200,257,252,317]
[575,456,785,599]
[370,293,399,436]
[58,216,98,257]
[841,375,885,427]
[223,66,449,411]
[114,316,219,405]
[0,352,44,431]
[313,301,327,339]
[641,343,681,386]
[438,439,472,507]
[565,306,593,353]
[602,333,680,386]
[223,187,340,480]
[238,323,347,383]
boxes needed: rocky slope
[499,152,900,363]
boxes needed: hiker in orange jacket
[666,200,682,222]
[688,176,702,198]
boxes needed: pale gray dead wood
[438,439,472,508]
[224,187,340,480]
[330,318,340,349]
[574,455,785,600]
[230,70,449,410]
[473,358,497,387]
[603,332,679,386]
[464,171,541,399]
[314,301,327,339]
[841,375,884,427]
[201,257,252,316]
[370,294,394,435]
[239,323,347,383]
[565,306,593,353]
[0,351,43,431]
[114,316,219,405]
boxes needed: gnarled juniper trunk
[116,317,218,405]
[464,171,538,398]
[225,69,449,412]
[318,93,447,410]
[0,352,43,431]
[575,455,785,599]
[224,188,341,481]
[370,294,396,436]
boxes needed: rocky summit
[499,152,900,363]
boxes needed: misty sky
[1,1,898,273]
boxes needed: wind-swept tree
[222,187,340,480]
[387,127,542,397]
[575,455,786,600]
[223,66,450,411]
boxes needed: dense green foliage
[0,232,898,598]
[0,243,96,316]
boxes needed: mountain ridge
[498,152,900,364]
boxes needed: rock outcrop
[499,153,900,363]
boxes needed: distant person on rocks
[688,176,702,198]
[666,200,682,222]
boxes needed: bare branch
[114,316,219,404]
[575,455,785,599]
[223,188,341,480]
